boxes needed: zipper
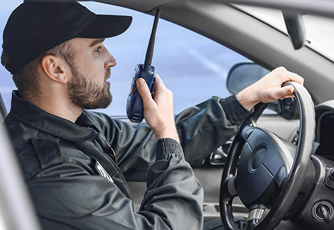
[106,141,117,164]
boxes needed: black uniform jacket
[4,91,251,230]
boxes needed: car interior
[1,0,334,230]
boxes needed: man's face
[66,38,116,110]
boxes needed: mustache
[105,68,111,81]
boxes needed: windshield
[237,5,334,62]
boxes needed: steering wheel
[219,82,315,230]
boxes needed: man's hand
[136,74,180,142]
[237,67,304,111]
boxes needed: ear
[40,55,69,84]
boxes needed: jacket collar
[10,91,98,141]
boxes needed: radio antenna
[143,9,161,71]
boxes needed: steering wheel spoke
[227,176,238,197]
[247,208,265,229]
[246,205,274,230]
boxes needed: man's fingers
[280,95,294,100]
[289,73,304,85]
[280,68,304,85]
[152,74,165,94]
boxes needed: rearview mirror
[283,11,305,50]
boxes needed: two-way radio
[126,9,161,123]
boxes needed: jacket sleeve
[99,95,251,181]
[176,95,252,165]
[29,138,203,230]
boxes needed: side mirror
[226,62,269,94]
[226,62,299,119]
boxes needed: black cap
[2,1,132,74]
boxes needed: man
[1,1,303,230]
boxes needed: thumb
[136,78,153,104]
[281,85,295,97]
[278,85,295,98]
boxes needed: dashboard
[314,100,334,160]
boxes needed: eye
[95,46,102,53]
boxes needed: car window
[0,1,251,117]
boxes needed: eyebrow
[89,38,105,47]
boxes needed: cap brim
[78,15,132,39]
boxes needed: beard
[67,64,112,110]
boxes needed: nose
[105,50,117,69]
